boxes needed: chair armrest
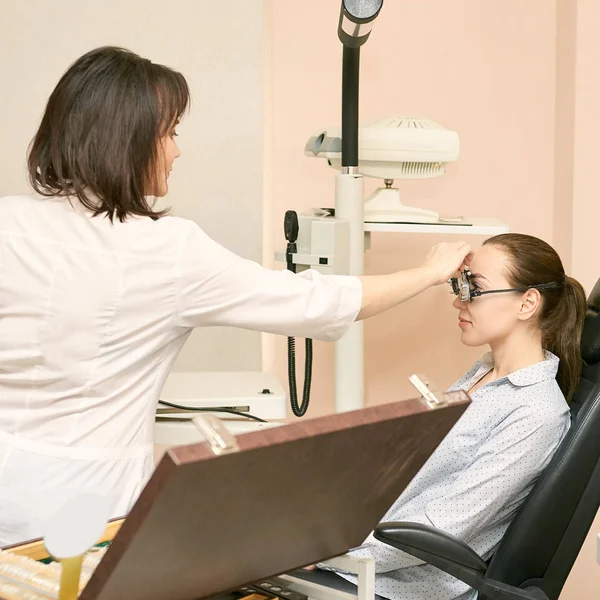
[374,521,487,572]
[373,522,548,600]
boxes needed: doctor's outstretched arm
[175,221,470,342]
[356,242,470,320]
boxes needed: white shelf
[364,217,509,236]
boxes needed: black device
[284,210,313,417]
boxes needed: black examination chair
[375,278,600,600]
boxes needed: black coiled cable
[287,336,313,417]
[284,210,313,417]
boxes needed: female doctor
[0,47,471,546]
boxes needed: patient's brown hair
[484,233,586,402]
[28,46,189,222]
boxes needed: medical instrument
[449,269,474,303]
[448,269,561,303]
[284,210,314,417]
[274,0,385,415]
[327,0,383,415]
[306,116,460,224]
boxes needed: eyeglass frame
[448,268,561,303]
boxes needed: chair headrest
[582,278,600,365]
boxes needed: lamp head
[338,0,384,48]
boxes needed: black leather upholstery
[572,278,600,413]
[375,522,487,572]
[482,380,600,599]
[375,278,600,600]
[581,278,600,366]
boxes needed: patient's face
[453,244,523,348]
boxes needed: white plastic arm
[282,554,375,600]
[320,554,375,600]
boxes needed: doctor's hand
[422,242,472,286]
[356,241,472,321]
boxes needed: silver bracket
[192,414,240,455]
[409,374,470,410]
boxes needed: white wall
[0,0,265,371]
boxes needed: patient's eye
[467,272,488,292]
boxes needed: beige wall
[558,2,600,595]
[0,0,265,372]
[571,0,600,293]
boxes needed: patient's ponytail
[544,277,587,402]
[484,234,587,402]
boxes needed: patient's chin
[460,331,485,347]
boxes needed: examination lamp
[338,0,384,49]
[280,2,384,415]
[333,0,382,412]
[338,0,383,168]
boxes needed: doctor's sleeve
[174,222,362,341]
[338,406,566,574]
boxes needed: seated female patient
[315,233,587,600]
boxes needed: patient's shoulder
[485,380,569,446]
[449,356,568,429]
[510,377,568,414]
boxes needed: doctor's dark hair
[484,233,586,402]
[27,46,190,222]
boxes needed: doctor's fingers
[423,242,472,285]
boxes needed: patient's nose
[452,295,466,310]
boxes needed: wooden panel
[80,398,468,600]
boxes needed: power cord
[157,399,267,423]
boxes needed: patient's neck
[489,329,545,380]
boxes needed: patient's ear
[517,288,542,321]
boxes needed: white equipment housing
[154,372,286,460]
[275,211,353,275]
[305,116,460,224]
[158,371,287,420]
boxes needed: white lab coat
[0,194,362,546]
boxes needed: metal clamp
[192,414,240,455]
[409,375,447,409]
[409,375,470,409]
